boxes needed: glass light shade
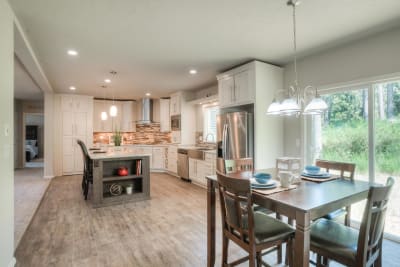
[101,111,108,120]
[280,98,300,115]
[266,101,282,115]
[304,97,328,115]
[109,105,118,117]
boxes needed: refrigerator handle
[222,124,228,159]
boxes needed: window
[203,105,219,142]
[306,79,400,240]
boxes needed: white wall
[0,0,15,266]
[283,26,400,157]
[44,93,55,178]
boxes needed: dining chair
[216,171,295,267]
[77,139,93,200]
[316,159,356,226]
[310,177,394,267]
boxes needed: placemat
[253,184,297,195]
[301,175,339,183]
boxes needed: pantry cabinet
[60,95,93,175]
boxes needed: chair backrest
[216,171,255,244]
[225,158,253,174]
[356,177,395,266]
[315,159,356,180]
[76,139,90,168]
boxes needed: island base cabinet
[92,156,150,208]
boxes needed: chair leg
[316,254,322,267]
[222,235,229,267]
[256,251,262,267]
[84,179,89,200]
[277,244,282,264]
[286,238,293,267]
[323,256,329,267]
[249,248,256,267]
[345,205,351,226]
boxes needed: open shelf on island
[102,158,143,177]
[103,178,143,199]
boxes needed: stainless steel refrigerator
[216,111,254,172]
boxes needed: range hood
[136,98,153,124]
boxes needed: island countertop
[89,150,152,160]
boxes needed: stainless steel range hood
[136,98,153,124]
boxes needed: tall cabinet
[60,95,93,175]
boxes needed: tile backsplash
[93,123,171,145]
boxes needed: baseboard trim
[8,257,16,267]
[43,175,55,179]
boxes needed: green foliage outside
[320,82,400,175]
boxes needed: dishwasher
[177,148,190,181]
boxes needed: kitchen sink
[187,147,216,160]
[187,149,205,160]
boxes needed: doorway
[24,113,44,168]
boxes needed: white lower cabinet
[167,145,178,174]
[152,147,166,170]
[189,152,216,187]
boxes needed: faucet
[205,133,215,143]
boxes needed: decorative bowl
[305,165,321,174]
[254,173,271,184]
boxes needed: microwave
[171,115,181,131]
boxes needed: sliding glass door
[306,80,400,239]
[373,81,400,238]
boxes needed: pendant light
[109,70,118,117]
[101,85,108,121]
[266,0,328,116]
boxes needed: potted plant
[112,129,122,146]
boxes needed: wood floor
[15,173,400,267]
[14,167,49,248]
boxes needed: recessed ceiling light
[145,93,151,96]
[104,79,111,83]
[67,50,78,56]
[69,86,76,90]
[189,69,197,75]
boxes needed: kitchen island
[89,150,151,208]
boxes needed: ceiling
[14,56,43,100]
[10,0,400,99]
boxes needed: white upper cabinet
[94,100,134,132]
[170,93,181,116]
[121,101,136,132]
[217,65,255,108]
[159,98,170,132]
[218,76,235,108]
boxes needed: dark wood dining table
[206,172,372,267]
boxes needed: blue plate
[250,178,277,189]
[301,171,331,179]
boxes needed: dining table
[206,169,372,267]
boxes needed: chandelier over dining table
[266,0,328,116]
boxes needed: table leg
[294,211,311,267]
[207,179,216,267]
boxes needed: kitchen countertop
[89,150,152,160]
